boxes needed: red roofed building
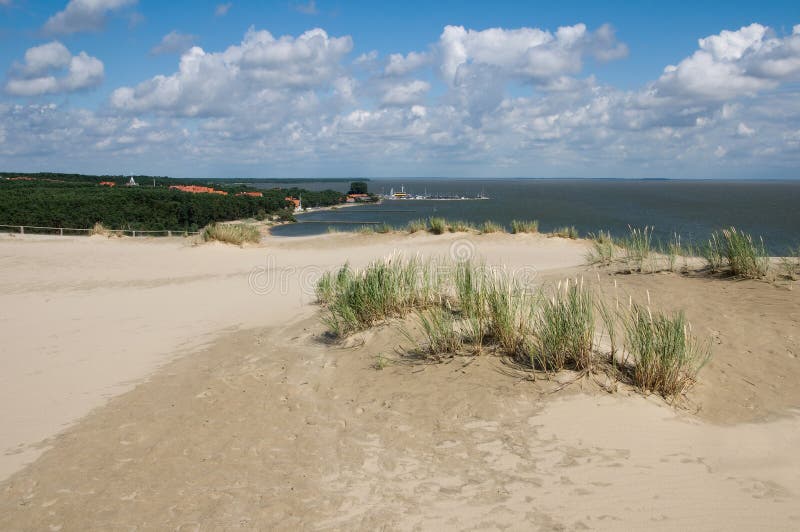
[169,185,228,195]
[346,193,370,203]
[285,196,302,211]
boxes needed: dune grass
[623,304,710,397]
[529,279,595,372]
[702,232,725,272]
[551,226,579,239]
[90,222,111,236]
[317,255,442,337]
[702,227,769,278]
[586,230,616,266]
[428,217,447,235]
[485,273,530,355]
[317,255,710,400]
[480,221,505,234]
[406,218,427,233]
[414,308,464,358]
[453,260,489,348]
[621,225,653,271]
[779,246,800,280]
[448,220,477,233]
[511,220,539,234]
[375,222,394,234]
[202,223,261,245]
[721,227,769,278]
[665,233,683,272]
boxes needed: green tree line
[0,177,345,231]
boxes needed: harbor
[380,185,489,201]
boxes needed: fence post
[132,230,136,237]
[20,226,24,235]
[60,228,64,236]
[167,230,172,237]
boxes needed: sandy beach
[1,232,799,530]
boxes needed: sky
[1,1,800,179]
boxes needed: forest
[0,173,346,231]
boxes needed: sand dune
[0,232,798,530]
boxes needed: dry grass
[202,223,261,245]
[90,222,112,237]
[551,226,579,239]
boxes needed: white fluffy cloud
[151,31,197,55]
[4,23,800,178]
[5,41,104,96]
[111,28,352,116]
[439,23,627,86]
[384,51,431,76]
[653,23,800,100]
[43,0,137,35]
[381,80,430,106]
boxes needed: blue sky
[1,0,800,178]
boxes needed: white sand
[0,232,586,479]
[2,232,800,530]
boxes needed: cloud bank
[2,22,800,178]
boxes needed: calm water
[268,179,800,254]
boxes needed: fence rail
[0,224,199,237]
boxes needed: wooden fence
[0,224,199,237]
